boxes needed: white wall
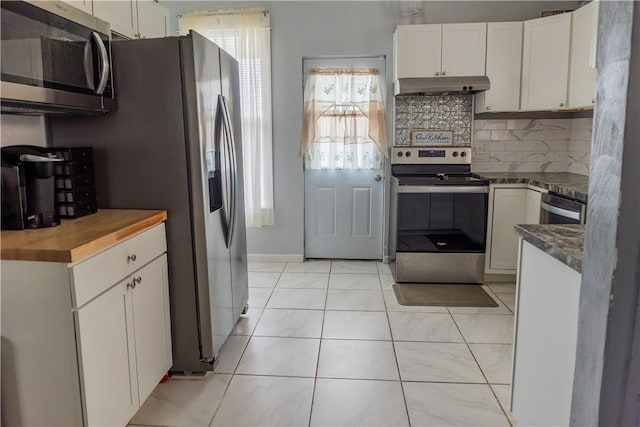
[163,1,580,257]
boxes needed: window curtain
[179,9,274,227]
[300,68,387,170]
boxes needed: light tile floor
[129,260,517,427]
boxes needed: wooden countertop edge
[1,210,168,263]
[68,211,168,262]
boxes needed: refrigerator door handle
[216,95,231,245]
[221,95,237,246]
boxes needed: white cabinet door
[488,187,527,271]
[136,0,169,38]
[521,13,571,111]
[568,2,598,108]
[441,23,487,77]
[131,254,172,404]
[475,22,523,113]
[62,0,92,14]
[76,280,139,427]
[394,24,442,79]
[93,0,137,39]
[524,188,543,224]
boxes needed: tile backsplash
[471,118,592,175]
[394,95,473,146]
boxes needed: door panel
[352,187,372,237]
[305,170,383,259]
[316,186,337,235]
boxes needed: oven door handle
[398,185,489,194]
[540,201,581,220]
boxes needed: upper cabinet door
[476,22,523,113]
[136,0,169,39]
[521,13,571,111]
[93,0,137,39]
[394,24,442,79]
[441,23,487,77]
[568,2,598,108]
[61,0,92,14]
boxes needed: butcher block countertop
[1,209,167,263]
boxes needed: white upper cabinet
[394,24,442,79]
[394,23,486,80]
[136,0,169,39]
[62,0,92,14]
[568,2,598,108]
[475,22,523,113]
[521,13,572,111]
[93,0,137,39]
[92,0,168,39]
[441,23,487,77]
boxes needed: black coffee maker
[1,145,63,230]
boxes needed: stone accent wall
[472,118,592,175]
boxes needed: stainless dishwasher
[539,193,587,224]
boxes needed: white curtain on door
[301,68,387,170]
[179,9,274,227]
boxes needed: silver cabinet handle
[559,102,565,107]
[374,174,382,182]
[134,276,142,285]
[435,72,440,76]
[127,254,137,263]
[592,98,596,104]
[126,281,135,289]
[486,106,491,111]
[442,71,447,76]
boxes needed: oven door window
[396,191,487,253]
[1,1,112,97]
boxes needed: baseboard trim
[247,253,304,263]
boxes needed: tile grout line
[307,260,331,427]
[447,305,514,427]
[381,271,414,426]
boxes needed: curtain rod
[178,8,269,19]
[303,55,385,61]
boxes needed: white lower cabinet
[0,223,171,427]
[77,254,171,426]
[486,185,546,274]
[511,239,581,425]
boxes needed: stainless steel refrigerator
[50,31,249,373]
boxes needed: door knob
[374,174,382,182]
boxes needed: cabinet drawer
[70,223,167,307]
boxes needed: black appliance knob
[469,86,473,91]
[463,86,467,91]
[405,151,411,157]
[452,151,459,157]
[398,151,403,157]
[461,151,467,157]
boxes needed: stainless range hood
[394,76,490,96]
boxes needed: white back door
[303,57,386,260]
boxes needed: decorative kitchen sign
[410,129,454,146]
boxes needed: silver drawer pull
[126,281,135,289]
[134,276,142,285]
[127,254,137,263]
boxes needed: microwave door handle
[91,32,109,95]
[83,41,95,91]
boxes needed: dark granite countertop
[472,172,589,203]
[514,224,585,273]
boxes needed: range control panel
[391,146,472,165]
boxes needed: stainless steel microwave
[1,0,116,114]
